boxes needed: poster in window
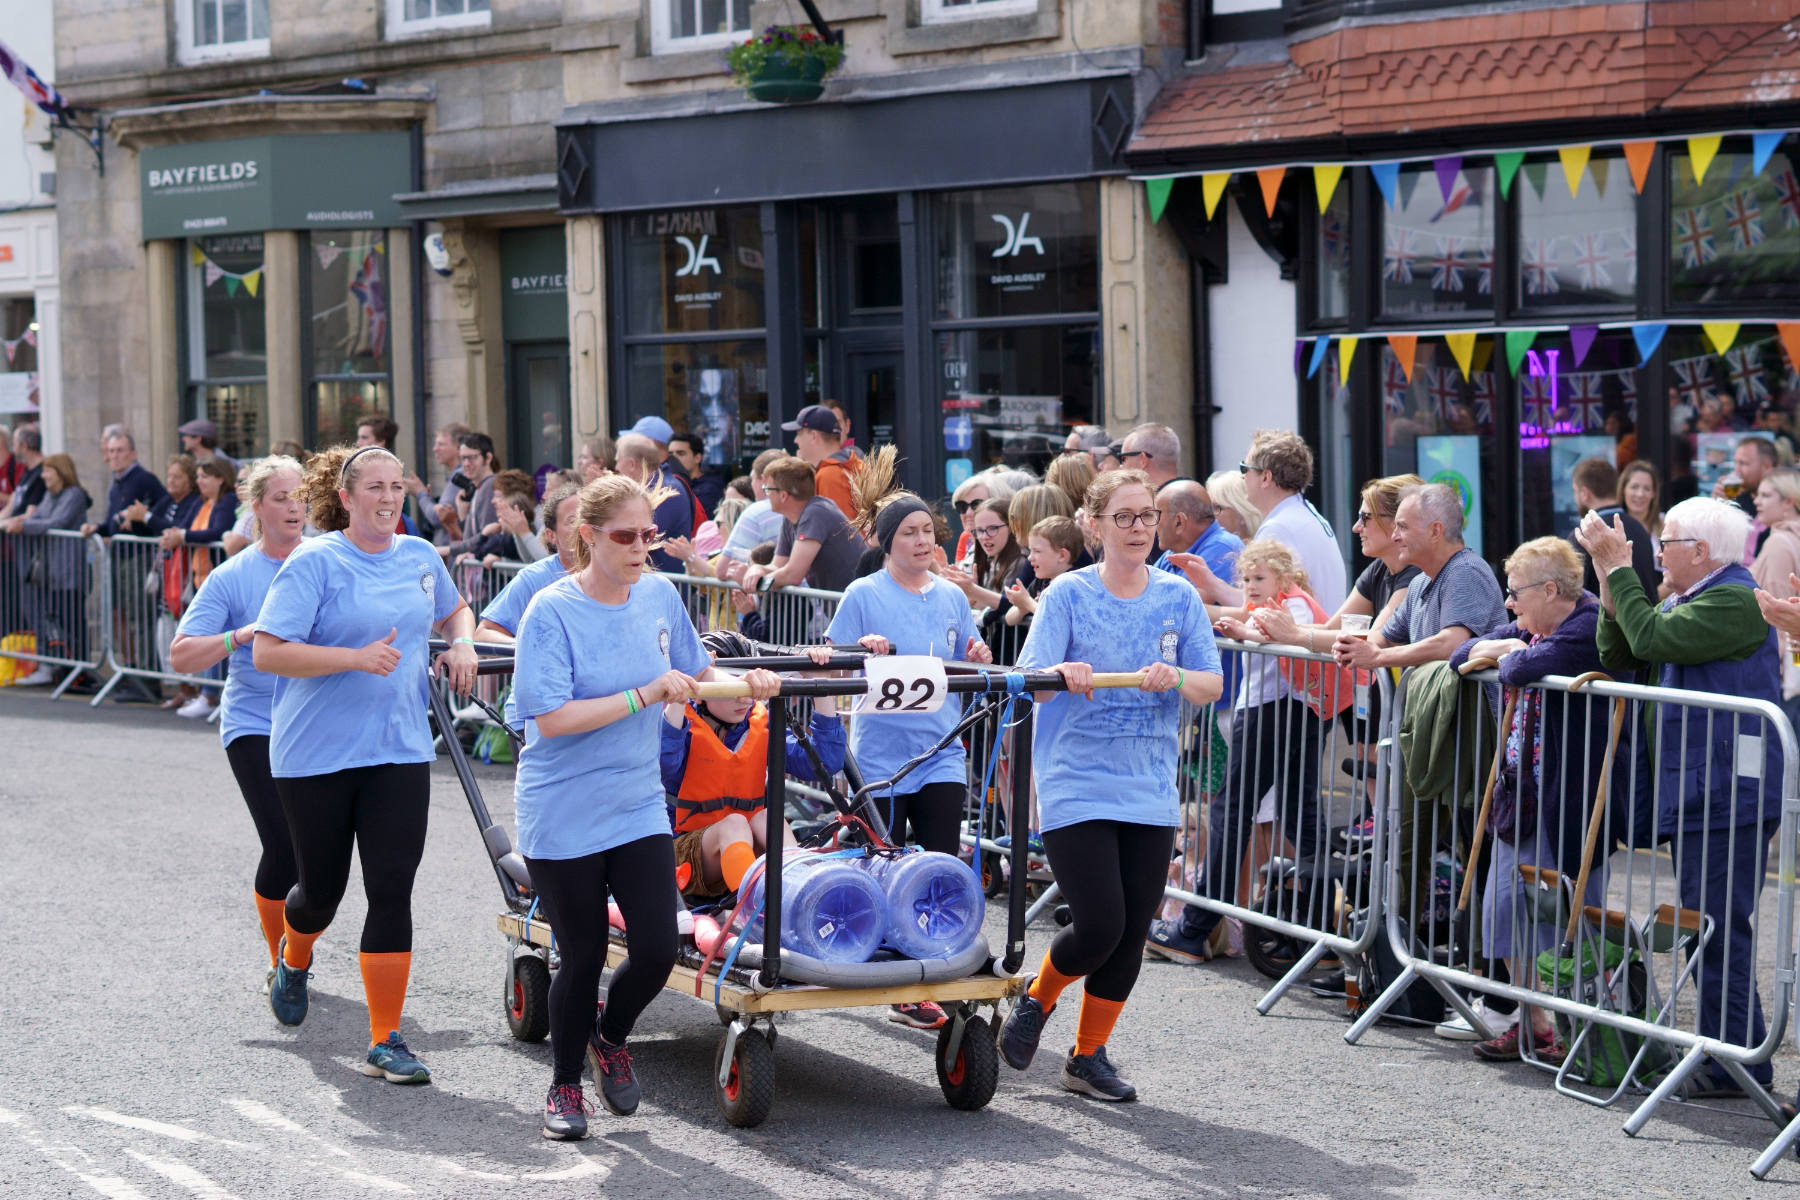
[1416,434,1485,558]
[688,367,739,469]
[1547,434,1616,537]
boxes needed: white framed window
[174,0,270,65]
[921,0,1038,24]
[651,0,754,54]
[386,0,491,40]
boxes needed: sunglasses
[953,499,983,513]
[599,526,659,546]
[1238,461,1267,475]
[1120,449,1150,461]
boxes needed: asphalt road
[1,686,1794,1199]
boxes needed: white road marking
[521,1158,608,1181]
[0,1106,152,1199]
[126,1151,243,1199]
[227,1098,409,1192]
[65,1106,205,1141]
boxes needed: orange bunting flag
[1256,167,1286,217]
[1622,141,1656,193]
[1779,323,1800,375]
[1388,334,1419,382]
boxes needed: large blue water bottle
[738,851,886,964]
[864,850,985,960]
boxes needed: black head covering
[874,496,933,556]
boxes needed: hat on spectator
[617,415,673,445]
[781,405,841,436]
[179,418,218,440]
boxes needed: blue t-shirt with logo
[825,570,978,798]
[1016,565,1221,832]
[176,544,284,747]
[255,532,460,777]
[480,555,570,730]
[512,573,709,860]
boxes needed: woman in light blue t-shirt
[169,455,306,995]
[1001,469,1223,1104]
[252,445,480,1089]
[511,473,777,1141]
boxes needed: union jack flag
[1726,345,1771,405]
[1520,373,1550,429]
[1674,208,1716,268]
[1321,209,1347,266]
[1473,239,1495,295]
[1382,353,1410,415]
[1565,372,1606,430]
[1430,236,1463,291]
[1672,357,1711,406]
[1570,232,1611,290]
[1383,227,1417,285]
[1618,227,1637,286]
[1426,366,1460,416]
[1619,370,1638,422]
[1776,168,1800,230]
[1723,190,1766,251]
[350,250,388,359]
[1523,238,1560,294]
[1471,372,1495,425]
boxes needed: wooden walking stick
[1455,656,1516,914]
[1561,671,1627,955]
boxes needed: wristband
[1176,668,1185,690]
[625,688,640,715]
[453,636,474,647]
[223,630,234,655]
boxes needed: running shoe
[1435,999,1517,1042]
[587,1037,640,1116]
[888,1001,949,1030]
[999,984,1053,1071]
[268,936,309,1026]
[14,666,51,687]
[1340,817,1377,844]
[1061,1045,1137,1102]
[176,693,215,719]
[992,833,1046,856]
[1143,916,1211,965]
[542,1083,592,1140]
[361,1032,431,1084]
[263,968,274,996]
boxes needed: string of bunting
[1139,127,1793,224]
[188,244,263,297]
[1,327,36,365]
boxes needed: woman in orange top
[161,457,240,717]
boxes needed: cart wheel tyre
[717,1005,736,1027]
[935,1015,999,1111]
[715,1027,776,1128]
[506,956,551,1043]
[1053,905,1072,927]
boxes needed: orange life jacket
[672,703,769,833]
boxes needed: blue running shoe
[269,937,310,1027]
[542,1082,592,1140]
[1061,1045,1137,1102]
[1000,983,1053,1071]
[992,833,1047,856]
[361,1032,431,1085]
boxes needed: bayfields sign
[139,133,410,239]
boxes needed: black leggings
[526,835,679,1085]
[275,762,430,954]
[1041,820,1175,1003]
[225,735,298,902]
[878,781,963,855]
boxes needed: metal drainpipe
[1189,258,1216,475]
[409,122,428,473]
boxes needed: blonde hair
[1236,539,1310,593]
[1204,469,1261,538]
[1045,453,1096,512]
[570,474,658,571]
[236,454,305,539]
[1360,472,1425,523]
[1030,515,1084,562]
[1618,459,1664,539]
[1762,466,1800,514]
[1502,536,1583,600]
[1083,467,1154,518]
[299,445,402,532]
[1008,483,1073,544]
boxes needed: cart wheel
[980,852,1006,898]
[717,1004,736,1027]
[506,956,551,1043]
[714,1027,776,1128]
[1052,905,1072,927]
[936,1015,999,1111]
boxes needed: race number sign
[856,655,948,715]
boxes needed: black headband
[875,497,933,555]
[339,445,384,488]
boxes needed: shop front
[0,207,57,446]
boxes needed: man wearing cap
[620,413,708,528]
[179,418,237,472]
[784,404,863,521]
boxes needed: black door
[843,347,902,460]
[509,342,571,481]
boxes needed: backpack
[1352,912,1447,1026]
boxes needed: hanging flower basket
[727,25,845,105]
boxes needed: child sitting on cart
[660,630,846,902]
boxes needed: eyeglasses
[1108,508,1162,529]
[1120,449,1150,461]
[1504,580,1553,602]
[1238,461,1267,475]
[764,487,787,499]
[972,523,1009,537]
[1655,537,1699,565]
[600,526,659,546]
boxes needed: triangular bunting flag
[1369,163,1400,208]
[1557,145,1591,197]
[1623,141,1655,193]
[204,260,224,287]
[1306,336,1331,379]
[1753,131,1785,177]
[1778,323,1800,375]
[1387,334,1419,381]
[1445,332,1476,381]
[22,329,35,347]
[1631,323,1667,364]
[224,276,240,297]
[1688,134,1723,184]
[1472,338,1494,374]
[1294,341,1304,374]
[1145,177,1173,224]
[1495,151,1526,199]
[1504,329,1539,375]
[2,342,14,365]
[1570,325,1599,368]
[1433,156,1463,204]
[1256,167,1286,217]
[1313,163,1343,210]
[1589,157,1610,197]
[190,245,206,267]
[1702,321,1740,354]
[1521,162,1549,201]
[243,270,261,298]
[1397,169,1421,210]
[316,243,346,271]
[1201,172,1230,221]
[1340,336,1360,374]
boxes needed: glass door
[509,342,571,486]
[844,347,902,455]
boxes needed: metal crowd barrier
[664,572,844,643]
[88,533,229,706]
[1351,664,1798,1149]
[448,554,529,618]
[0,528,109,697]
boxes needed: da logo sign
[989,213,1044,258]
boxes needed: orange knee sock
[1027,951,1081,1010]
[360,952,412,1048]
[282,925,321,971]
[1074,993,1125,1057]
[720,840,756,892]
[254,894,286,969]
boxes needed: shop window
[1378,164,1495,320]
[932,184,1098,321]
[936,324,1098,487]
[622,207,765,336]
[1513,153,1636,312]
[185,234,268,461]
[1664,325,1799,506]
[386,0,490,39]
[922,0,1038,22]
[1669,136,1800,307]
[652,0,752,51]
[1375,340,1499,558]
[843,198,902,314]
[1511,330,1640,538]
[624,341,768,476]
[176,0,269,63]
[306,232,393,448]
[1313,182,1350,324]
[0,299,37,425]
